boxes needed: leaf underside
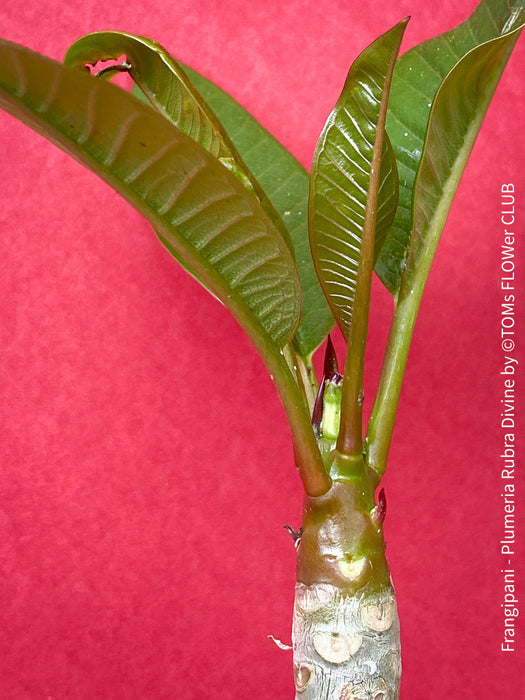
[66,32,334,357]
[377,0,525,294]
[65,32,292,245]
[0,40,301,354]
[184,66,336,358]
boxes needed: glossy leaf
[377,0,525,294]
[66,32,334,356]
[309,20,405,341]
[0,39,300,353]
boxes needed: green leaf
[0,39,300,353]
[184,66,335,357]
[377,0,525,294]
[309,20,405,341]
[408,24,524,286]
[65,32,334,357]
[65,32,290,297]
[0,39,335,497]
[64,33,281,224]
[366,15,524,477]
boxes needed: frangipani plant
[0,0,523,697]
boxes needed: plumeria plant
[0,0,523,697]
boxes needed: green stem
[367,28,523,475]
[366,185,456,476]
[364,276,421,476]
[366,95,500,476]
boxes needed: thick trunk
[292,582,400,699]
[292,479,401,699]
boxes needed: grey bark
[292,582,401,699]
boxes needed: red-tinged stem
[264,342,331,497]
[336,22,407,461]
[336,138,382,459]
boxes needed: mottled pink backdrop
[0,0,523,698]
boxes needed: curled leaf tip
[94,61,131,78]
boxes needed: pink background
[0,0,523,697]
